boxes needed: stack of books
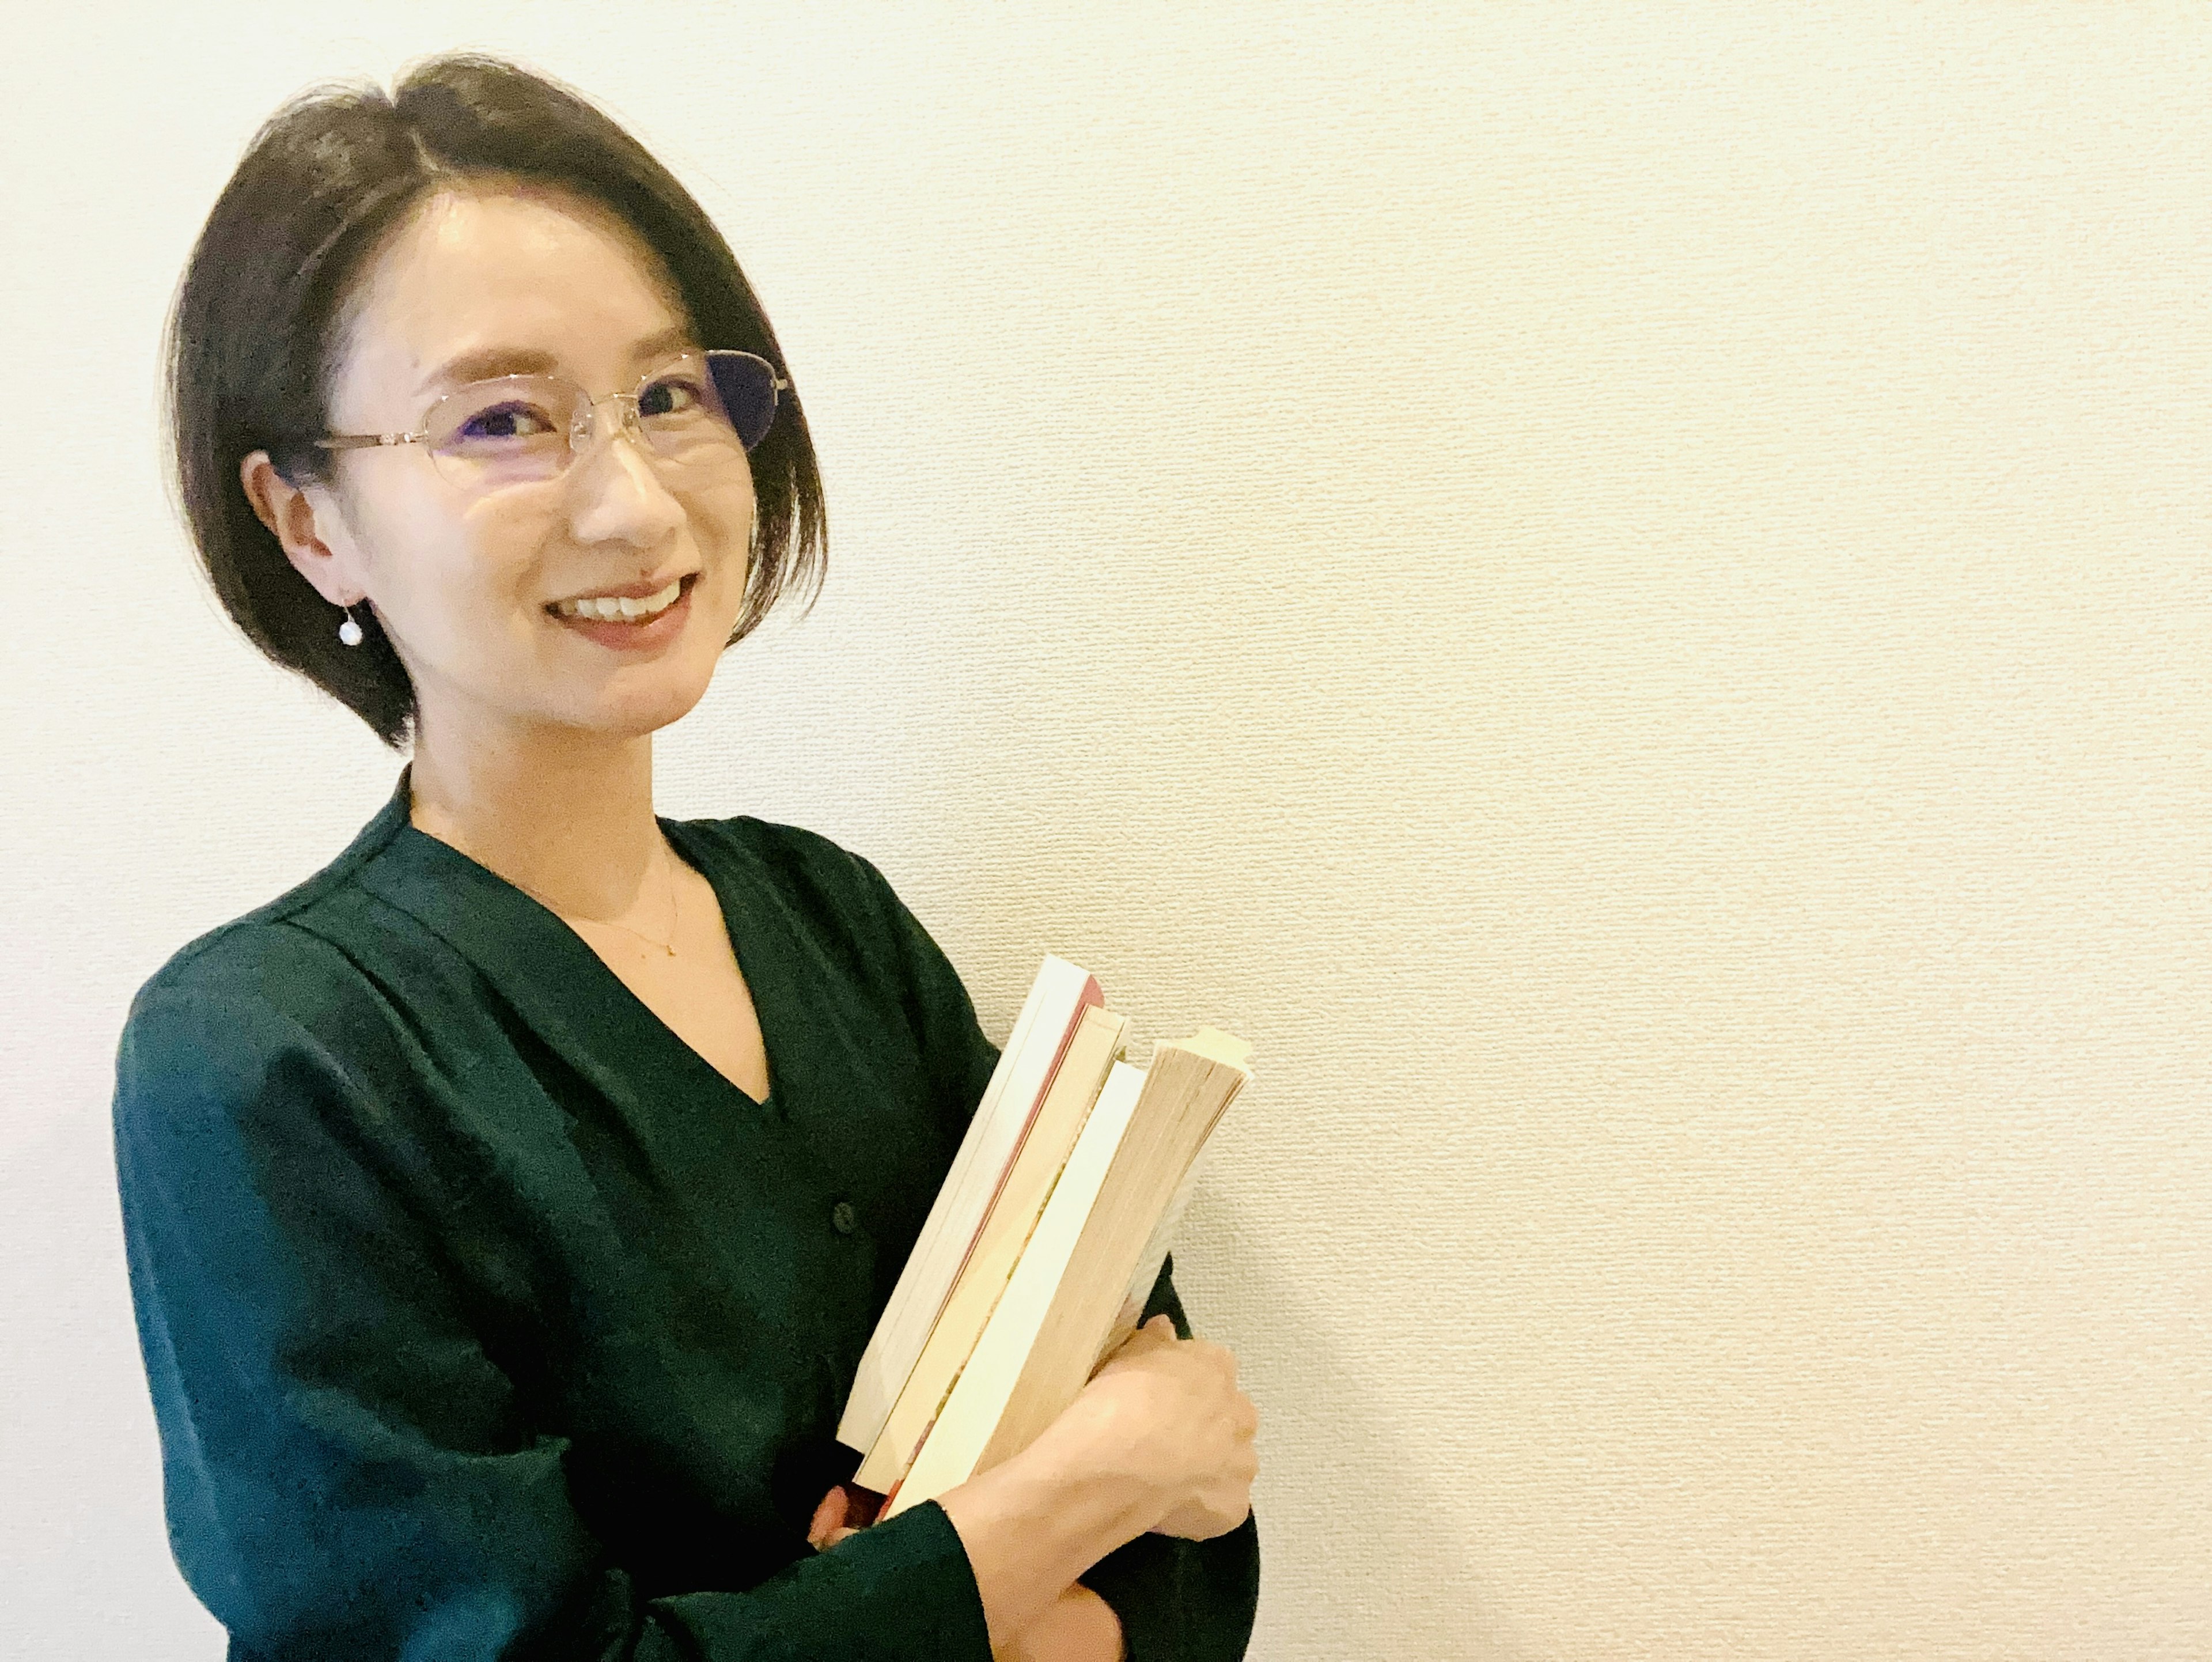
[835,955,1251,1518]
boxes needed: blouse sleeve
[839,858,1264,1661]
[112,936,994,1662]
[1076,1253,1263,1662]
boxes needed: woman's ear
[240,449,365,607]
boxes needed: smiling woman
[232,185,778,751]
[168,71,825,754]
[121,50,1259,1662]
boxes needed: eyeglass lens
[422,351,781,489]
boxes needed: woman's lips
[547,573,697,650]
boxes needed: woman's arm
[997,1584,1124,1662]
[809,1478,1128,1661]
[813,1259,1260,1662]
[1059,1258,1262,1662]
[113,946,997,1662]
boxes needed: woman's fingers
[806,1485,851,1550]
[809,1482,887,1550]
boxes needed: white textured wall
[5,5,2209,1658]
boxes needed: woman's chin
[539,661,715,740]
[599,680,713,738]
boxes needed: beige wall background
[3,4,2208,1658]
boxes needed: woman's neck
[404,714,665,922]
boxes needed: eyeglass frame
[309,349,791,483]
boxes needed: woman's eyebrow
[414,325,699,399]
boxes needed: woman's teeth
[552,578,684,622]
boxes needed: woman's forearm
[994,1582,1124,1662]
[937,1409,1162,1655]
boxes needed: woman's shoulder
[117,917,376,1103]
[669,811,966,1007]
[116,862,407,1139]
[670,809,908,921]
[125,829,393,1024]
[127,913,354,1024]
[125,770,418,1028]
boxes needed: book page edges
[974,1046,1248,1472]
[921,978,1103,1341]
[1099,1143,1209,1362]
[1171,1025,1253,1072]
[1094,1028,1250,1350]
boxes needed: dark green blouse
[112,766,1259,1662]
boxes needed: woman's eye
[459,400,555,441]
[639,376,706,419]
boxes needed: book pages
[855,1005,1126,1492]
[974,1038,1248,1473]
[881,1059,1149,1517]
[838,954,1099,1453]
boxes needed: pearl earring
[338,607,364,648]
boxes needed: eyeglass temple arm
[313,432,427,452]
[704,350,793,393]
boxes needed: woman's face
[284,182,756,748]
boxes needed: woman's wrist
[937,1412,1163,1655]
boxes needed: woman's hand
[1068,1313,1259,1542]
[929,1319,1265,1655]
[805,1482,878,1551]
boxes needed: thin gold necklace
[509,838,680,957]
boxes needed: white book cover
[837,954,1100,1453]
[882,1059,1149,1517]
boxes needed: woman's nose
[565,397,684,541]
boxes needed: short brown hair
[164,52,825,749]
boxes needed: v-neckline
[355,768,781,1120]
[657,816,777,1113]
